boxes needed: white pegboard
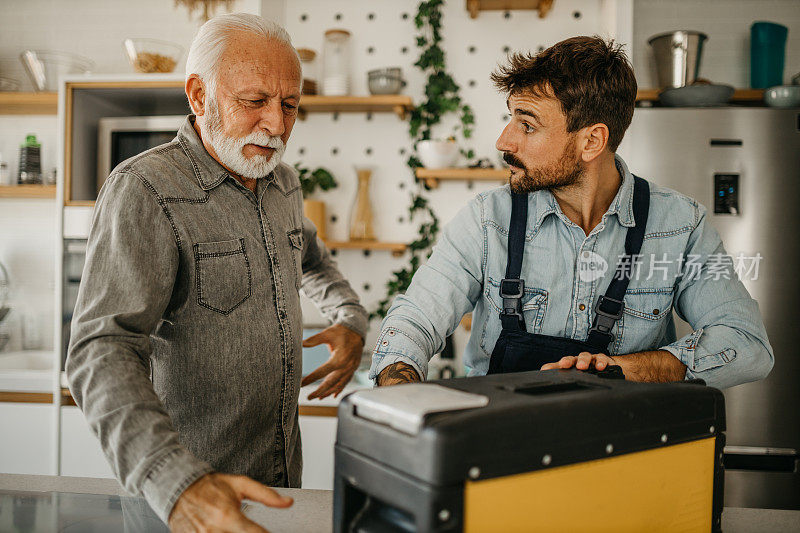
[280,0,620,373]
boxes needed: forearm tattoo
[377,362,421,386]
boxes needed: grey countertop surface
[0,473,331,532]
[2,473,800,532]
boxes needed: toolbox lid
[336,370,726,486]
[349,384,489,435]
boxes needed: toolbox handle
[503,380,606,396]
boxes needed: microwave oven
[96,115,185,191]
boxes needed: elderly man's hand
[301,324,364,400]
[540,351,617,372]
[168,473,292,533]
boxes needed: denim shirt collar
[176,115,284,193]
[530,153,636,233]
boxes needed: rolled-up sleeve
[369,197,485,381]
[67,172,212,523]
[298,215,369,339]
[660,204,774,389]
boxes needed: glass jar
[322,29,351,96]
[297,47,318,95]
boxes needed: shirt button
[579,304,586,311]
[653,309,660,315]
[582,251,591,258]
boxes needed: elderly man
[371,36,773,389]
[67,13,367,531]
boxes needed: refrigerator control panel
[714,174,740,215]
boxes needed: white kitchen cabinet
[59,406,114,479]
[57,407,337,486]
[0,403,52,475]
[299,415,338,490]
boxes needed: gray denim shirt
[67,116,368,523]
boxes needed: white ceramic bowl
[417,140,459,168]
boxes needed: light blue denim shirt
[369,155,773,389]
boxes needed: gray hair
[185,12,298,94]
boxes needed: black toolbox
[333,369,725,532]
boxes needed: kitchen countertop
[0,474,331,532]
[2,474,799,532]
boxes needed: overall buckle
[589,295,625,341]
[500,278,524,320]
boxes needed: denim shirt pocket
[194,238,252,315]
[618,287,674,354]
[481,276,549,355]
[287,228,304,290]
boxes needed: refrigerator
[619,107,800,509]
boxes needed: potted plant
[294,163,337,240]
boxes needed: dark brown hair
[491,36,637,152]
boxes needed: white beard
[200,96,286,179]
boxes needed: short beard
[199,91,286,179]
[506,136,584,194]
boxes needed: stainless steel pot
[367,67,405,95]
[648,30,708,88]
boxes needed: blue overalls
[488,176,650,374]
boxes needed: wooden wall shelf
[636,88,765,103]
[466,0,554,19]
[323,240,407,257]
[0,92,58,114]
[415,167,509,189]
[298,95,413,120]
[0,185,57,198]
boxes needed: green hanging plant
[293,162,338,198]
[372,0,475,319]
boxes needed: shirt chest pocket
[287,228,303,290]
[617,288,674,353]
[484,276,548,333]
[194,238,252,315]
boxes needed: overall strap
[499,192,529,331]
[585,175,651,351]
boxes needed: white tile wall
[0,0,260,90]
[633,0,800,88]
